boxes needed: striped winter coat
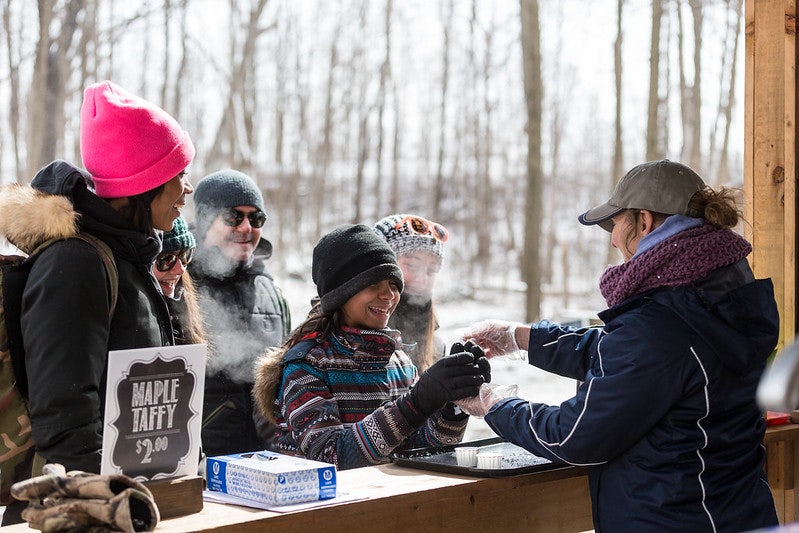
[253,326,468,469]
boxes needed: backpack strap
[25,233,118,317]
[72,233,119,317]
[6,233,119,399]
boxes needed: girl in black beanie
[254,224,489,469]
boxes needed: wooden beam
[745,0,797,347]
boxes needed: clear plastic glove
[454,383,519,418]
[462,320,525,360]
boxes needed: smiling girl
[254,224,489,469]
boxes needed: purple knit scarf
[599,223,752,307]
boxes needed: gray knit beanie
[312,224,404,314]
[161,215,195,253]
[193,169,265,237]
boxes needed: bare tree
[373,0,392,217]
[677,0,702,170]
[205,0,271,172]
[3,0,23,181]
[607,0,624,267]
[709,0,741,184]
[520,0,542,322]
[646,0,664,161]
[27,0,86,179]
[431,0,453,222]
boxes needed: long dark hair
[111,184,165,235]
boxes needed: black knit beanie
[312,224,404,313]
[193,169,265,238]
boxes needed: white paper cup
[476,451,503,469]
[455,447,479,467]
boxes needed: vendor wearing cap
[459,160,780,531]
[189,169,291,457]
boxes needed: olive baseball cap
[578,159,706,232]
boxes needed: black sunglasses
[155,248,194,272]
[221,208,267,229]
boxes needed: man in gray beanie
[189,169,291,457]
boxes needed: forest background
[0,0,744,320]
[0,0,745,436]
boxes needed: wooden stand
[144,475,204,519]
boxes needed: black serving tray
[391,437,560,478]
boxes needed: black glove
[410,344,487,417]
[455,341,491,384]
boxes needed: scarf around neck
[599,223,752,307]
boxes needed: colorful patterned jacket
[260,326,467,469]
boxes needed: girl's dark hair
[177,272,207,346]
[113,183,165,235]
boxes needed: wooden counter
[4,423,798,532]
[1,462,593,533]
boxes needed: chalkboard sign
[101,344,206,481]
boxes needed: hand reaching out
[462,320,525,359]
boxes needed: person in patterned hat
[374,214,448,371]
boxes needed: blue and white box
[206,451,337,506]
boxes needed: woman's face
[150,172,193,232]
[397,251,440,300]
[152,250,189,298]
[610,211,642,262]
[340,279,401,330]
[152,248,194,298]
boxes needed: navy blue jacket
[485,260,779,532]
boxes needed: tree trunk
[607,0,624,267]
[432,0,453,222]
[520,0,543,322]
[3,0,22,181]
[27,0,84,179]
[646,0,663,161]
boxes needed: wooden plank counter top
[156,463,592,533]
[6,423,799,532]
[1,462,593,533]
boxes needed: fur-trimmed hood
[0,183,79,254]
[0,160,161,262]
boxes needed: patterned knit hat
[161,215,196,253]
[80,80,195,198]
[373,214,447,264]
[193,169,265,238]
[312,224,404,313]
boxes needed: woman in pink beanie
[0,81,195,525]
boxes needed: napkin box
[206,451,337,506]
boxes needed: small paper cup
[455,447,479,467]
[476,451,503,469]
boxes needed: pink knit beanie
[80,80,195,198]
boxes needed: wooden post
[745,0,797,349]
